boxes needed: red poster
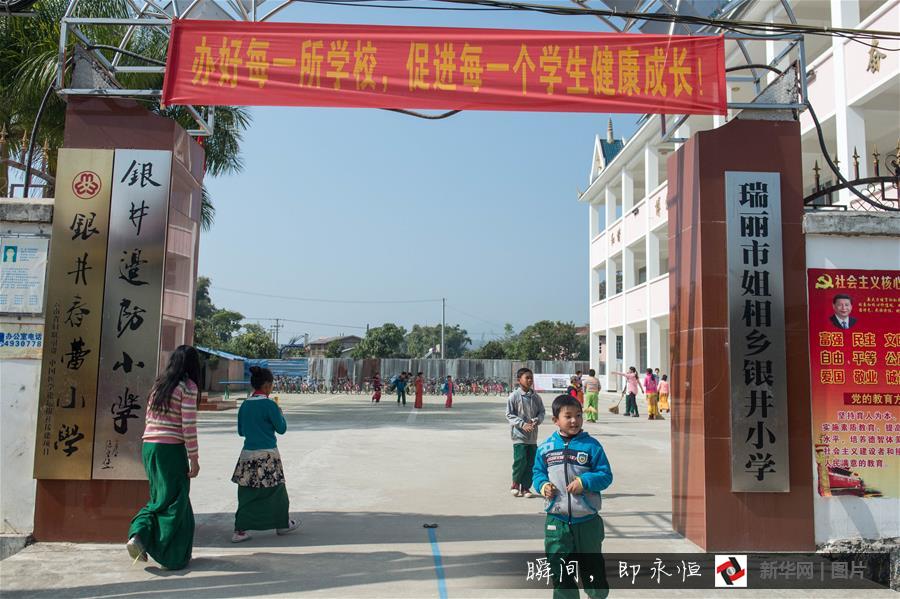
[808,269,900,498]
[163,20,726,114]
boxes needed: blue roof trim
[196,345,246,361]
[600,139,625,164]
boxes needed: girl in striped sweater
[126,345,201,570]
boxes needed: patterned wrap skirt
[231,448,290,531]
[231,448,286,488]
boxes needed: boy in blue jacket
[532,394,613,599]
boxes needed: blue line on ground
[427,526,449,599]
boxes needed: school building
[582,0,899,391]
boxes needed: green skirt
[235,485,290,531]
[232,448,290,531]
[128,443,194,570]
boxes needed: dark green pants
[512,443,537,489]
[129,443,194,570]
[544,515,608,599]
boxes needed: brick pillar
[667,118,814,551]
[33,98,203,542]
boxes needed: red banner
[163,20,725,114]
[807,268,900,499]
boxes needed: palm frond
[200,184,215,232]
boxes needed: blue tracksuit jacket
[532,430,613,524]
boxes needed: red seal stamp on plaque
[72,171,101,199]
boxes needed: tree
[195,309,244,349]
[466,340,507,359]
[193,276,243,349]
[195,276,216,320]
[0,0,251,230]
[351,323,407,359]
[509,320,585,361]
[405,324,471,358]
[228,323,279,359]
[324,339,344,358]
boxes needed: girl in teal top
[230,366,299,543]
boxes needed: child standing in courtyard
[443,375,454,408]
[583,369,601,423]
[533,394,613,598]
[506,367,545,498]
[396,372,408,406]
[658,374,670,413]
[644,368,661,420]
[414,372,424,409]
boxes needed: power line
[244,316,369,330]
[212,286,442,304]
[292,0,900,49]
[445,305,505,329]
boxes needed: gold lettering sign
[34,149,113,479]
[93,150,172,479]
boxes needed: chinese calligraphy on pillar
[725,172,790,492]
[34,149,114,479]
[93,150,171,479]
[808,268,900,499]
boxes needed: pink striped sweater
[142,379,199,459]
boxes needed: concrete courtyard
[0,392,893,598]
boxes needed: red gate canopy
[163,19,726,114]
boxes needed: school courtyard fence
[249,357,589,387]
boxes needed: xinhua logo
[714,555,747,588]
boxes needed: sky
[199,2,641,346]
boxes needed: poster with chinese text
[0,237,49,314]
[808,268,900,498]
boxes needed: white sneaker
[126,536,147,564]
[523,490,537,499]
[509,487,520,496]
[276,518,301,535]
[231,530,251,543]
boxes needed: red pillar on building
[667,118,815,551]
[33,98,203,542]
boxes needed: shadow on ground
[1,550,537,599]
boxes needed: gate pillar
[667,118,815,551]
[33,98,203,542]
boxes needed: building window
[637,266,647,285]
[598,270,607,301]
[615,270,623,294]
[615,336,623,360]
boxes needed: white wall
[0,357,40,534]
[806,220,900,543]
[0,215,47,536]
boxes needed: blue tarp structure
[196,345,246,362]
[244,358,309,379]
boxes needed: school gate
[17,2,844,553]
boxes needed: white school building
[582,0,899,391]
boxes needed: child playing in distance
[533,394,613,598]
[371,374,382,403]
[506,367,545,498]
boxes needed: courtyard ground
[0,392,893,598]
